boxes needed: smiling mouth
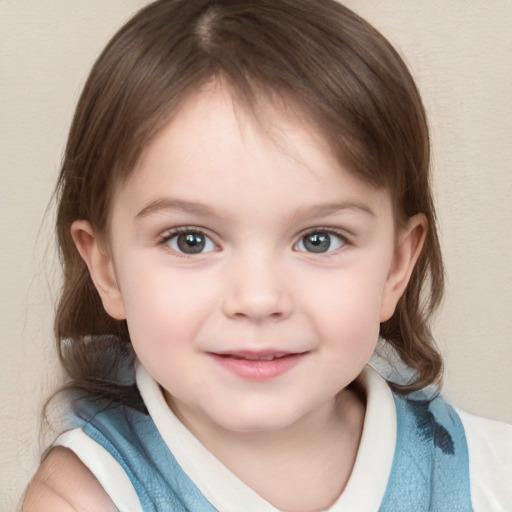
[215,351,296,361]
[208,350,306,380]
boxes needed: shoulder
[22,447,117,512]
[457,408,512,510]
[458,407,512,455]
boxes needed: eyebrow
[136,198,221,219]
[294,201,376,219]
[136,197,376,221]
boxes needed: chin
[211,403,307,435]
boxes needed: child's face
[78,86,421,434]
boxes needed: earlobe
[380,214,427,322]
[71,220,126,320]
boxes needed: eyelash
[158,226,349,257]
[294,228,348,254]
[158,227,218,256]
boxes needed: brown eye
[296,231,345,253]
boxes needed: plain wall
[1,1,511,510]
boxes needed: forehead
[138,83,335,170]
[111,84,392,221]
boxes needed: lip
[208,350,306,381]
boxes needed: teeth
[243,354,275,361]
[220,352,295,361]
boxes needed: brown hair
[54,0,443,404]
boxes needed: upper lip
[210,350,305,361]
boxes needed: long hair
[55,0,444,404]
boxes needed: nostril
[223,294,293,321]
[221,267,293,320]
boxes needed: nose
[222,252,293,321]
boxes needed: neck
[169,384,366,511]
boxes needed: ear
[71,220,126,320]
[380,214,427,322]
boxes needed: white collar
[136,364,396,512]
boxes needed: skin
[22,447,117,511]
[24,85,425,511]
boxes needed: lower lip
[209,353,305,381]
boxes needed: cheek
[308,265,388,315]
[118,266,218,349]
[119,277,203,383]
[303,266,388,346]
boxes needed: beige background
[1,1,511,510]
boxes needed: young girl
[23,0,511,510]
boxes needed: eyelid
[294,227,348,253]
[159,226,219,254]
[297,226,349,240]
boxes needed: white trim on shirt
[55,428,143,512]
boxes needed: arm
[22,447,118,512]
